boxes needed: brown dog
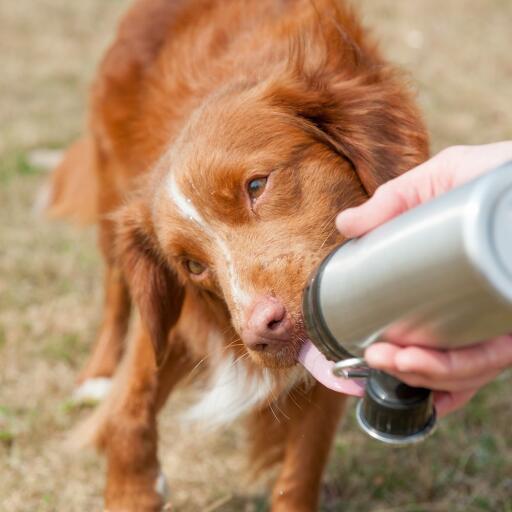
[48,0,429,509]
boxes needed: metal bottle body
[305,161,512,360]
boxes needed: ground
[1,1,511,511]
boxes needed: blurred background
[1,1,511,511]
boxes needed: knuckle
[402,375,424,388]
[445,351,457,375]
[438,145,468,161]
[429,145,471,194]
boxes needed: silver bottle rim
[303,247,353,361]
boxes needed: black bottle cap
[356,370,436,445]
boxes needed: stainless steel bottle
[304,161,512,444]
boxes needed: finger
[335,157,442,238]
[392,336,512,380]
[381,368,500,393]
[335,186,410,238]
[336,142,512,239]
[364,342,402,372]
[434,389,478,418]
[450,141,512,183]
[364,343,498,392]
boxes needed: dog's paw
[154,471,171,504]
[103,471,169,512]
[27,148,64,170]
[72,377,112,405]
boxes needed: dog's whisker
[269,386,290,421]
[288,389,304,412]
[266,398,281,424]
[229,352,250,370]
[186,355,210,378]
[316,210,339,240]
[319,224,338,250]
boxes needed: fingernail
[336,208,354,223]
[335,212,354,236]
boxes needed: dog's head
[116,67,428,370]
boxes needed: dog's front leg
[77,264,131,385]
[98,325,194,512]
[270,384,348,512]
[76,214,132,398]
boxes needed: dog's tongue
[298,341,365,397]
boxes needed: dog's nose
[244,297,292,352]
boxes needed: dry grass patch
[1,1,511,511]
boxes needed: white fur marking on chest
[182,353,274,427]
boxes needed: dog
[47,0,429,509]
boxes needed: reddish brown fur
[46,137,98,224]
[49,0,429,510]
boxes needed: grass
[0,0,511,510]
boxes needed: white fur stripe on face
[215,236,252,308]
[167,175,206,226]
[166,175,252,309]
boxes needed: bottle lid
[356,370,436,445]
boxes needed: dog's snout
[244,296,292,352]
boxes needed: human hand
[336,141,512,416]
[336,141,512,238]
[361,337,512,417]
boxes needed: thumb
[336,158,442,238]
[336,183,410,238]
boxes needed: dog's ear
[312,75,430,195]
[269,69,429,195]
[116,200,184,364]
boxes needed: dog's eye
[185,260,206,275]
[247,177,268,202]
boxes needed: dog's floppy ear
[116,200,184,364]
[270,69,429,195]
[312,75,430,195]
